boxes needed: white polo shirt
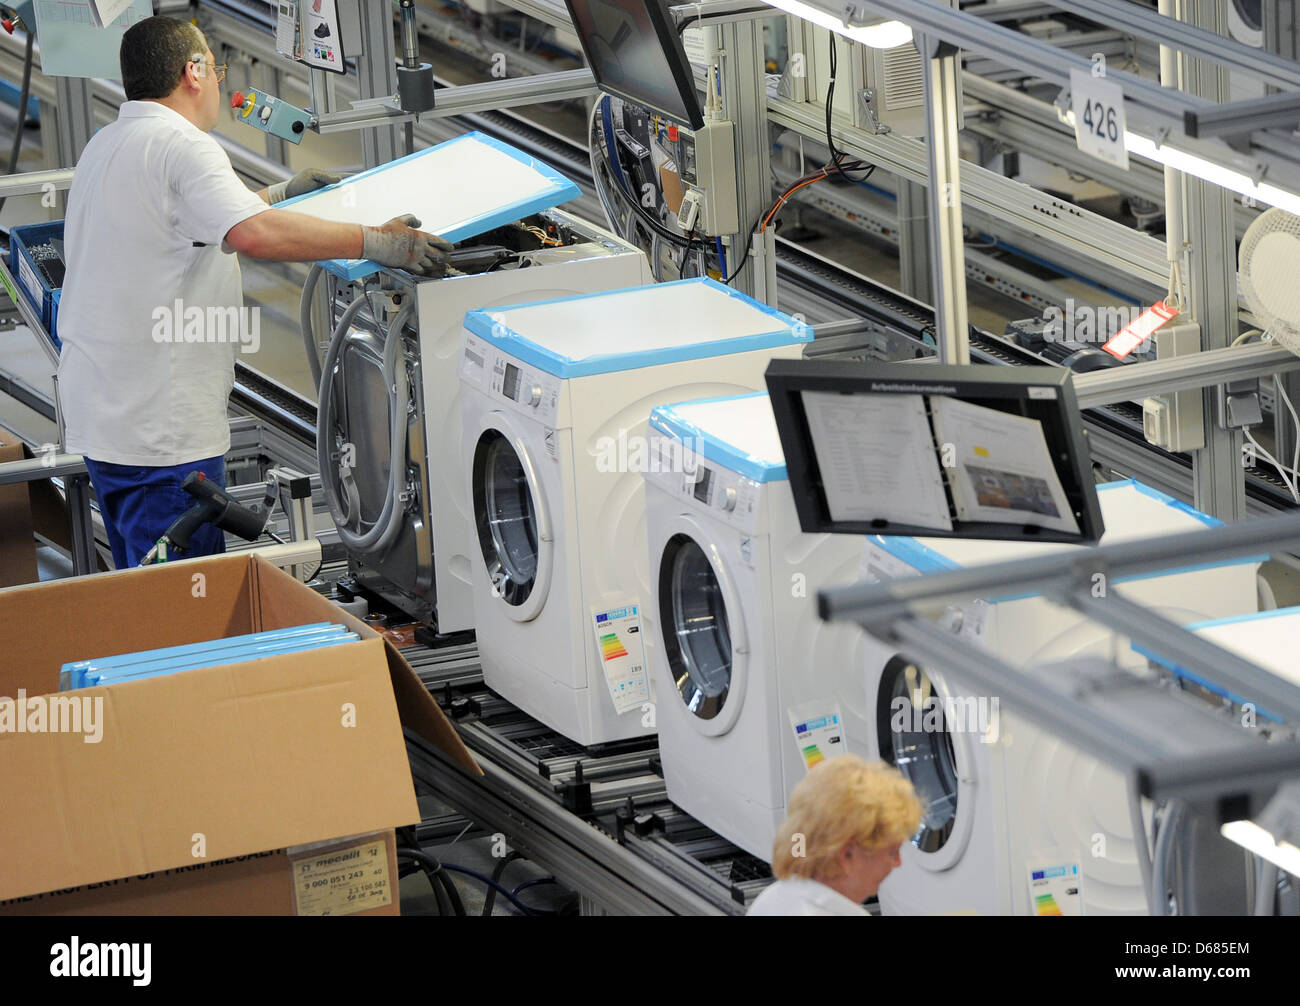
[747,877,870,916]
[57,101,269,466]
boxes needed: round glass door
[472,430,538,607]
[660,534,732,720]
[877,655,960,854]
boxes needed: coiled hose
[316,294,414,555]
[299,263,325,388]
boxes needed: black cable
[676,7,768,34]
[823,35,876,185]
[609,159,695,249]
[0,29,35,216]
[396,848,466,916]
[397,859,448,916]
[481,850,523,916]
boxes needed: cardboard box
[0,553,479,915]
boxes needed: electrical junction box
[230,88,313,145]
[1142,321,1206,453]
[677,119,739,236]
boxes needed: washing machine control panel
[648,432,762,533]
[461,334,561,425]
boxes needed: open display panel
[765,359,1104,544]
[562,0,705,129]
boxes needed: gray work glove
[267,167,343,204]
[361,214,454,277]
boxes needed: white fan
[1239,208,1300,357]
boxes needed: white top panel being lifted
[276,131,580,280]
[462,278,812,378]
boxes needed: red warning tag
[1103,300,1179,359]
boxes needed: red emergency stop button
[230,92,245,109]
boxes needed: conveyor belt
[400,639,771,914]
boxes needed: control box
[676,119,739,236]
[230,89,313,145]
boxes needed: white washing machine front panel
[460,282,812,746]
[645,392,866,857]
[864,481,1262,915]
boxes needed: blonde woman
[748,756,922,916]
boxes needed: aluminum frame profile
[813,0,1300,191]
[766,93,1171,287]
[1072,341,1300,409]
[819,509,1300,722]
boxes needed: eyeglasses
[189,58,227,84]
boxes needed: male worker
[56,15,449,569]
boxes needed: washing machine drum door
[474,430,543,609]
[877,656,968,860]
[660,532,745,732]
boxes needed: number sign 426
[1070,68,1129,170]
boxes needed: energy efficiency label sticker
[1027,861,1084,916]
[788,699,846,772]
[592,605,649,714]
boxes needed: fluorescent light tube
[1220,819,1300,876]
[763,0,913,49]
[1060,106,1300,216]
[1126,131,1300,217]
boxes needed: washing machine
[458,278,812,746]
[1138,606,1300,717]
[861,480,1262,915]
[643,391,867,858]
[336,209,651,633]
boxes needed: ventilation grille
[881,44,924,109]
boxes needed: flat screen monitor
[765,358,1104,544]
[563,0,705,129]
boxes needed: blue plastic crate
[9,219,64,334]
[49,288,61,349]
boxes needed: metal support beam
[896,177,931,304]
[1184,90,1300,139]
[1039,0,1300,90]
[766,95,1172,290]
[64,472,98,576]
[1180,0,1247,521]
[1072,341,1300,409]
[819,508,1300,720]
[354,0,400,167]
[53,76,94,166]
[718,18,776,302]
[918,29,969,363]
[314,70,599,132]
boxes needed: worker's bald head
[120,15,207,102]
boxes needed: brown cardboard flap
[248,556,481,776]
[0,433,38,587]
[0,637,418,902]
